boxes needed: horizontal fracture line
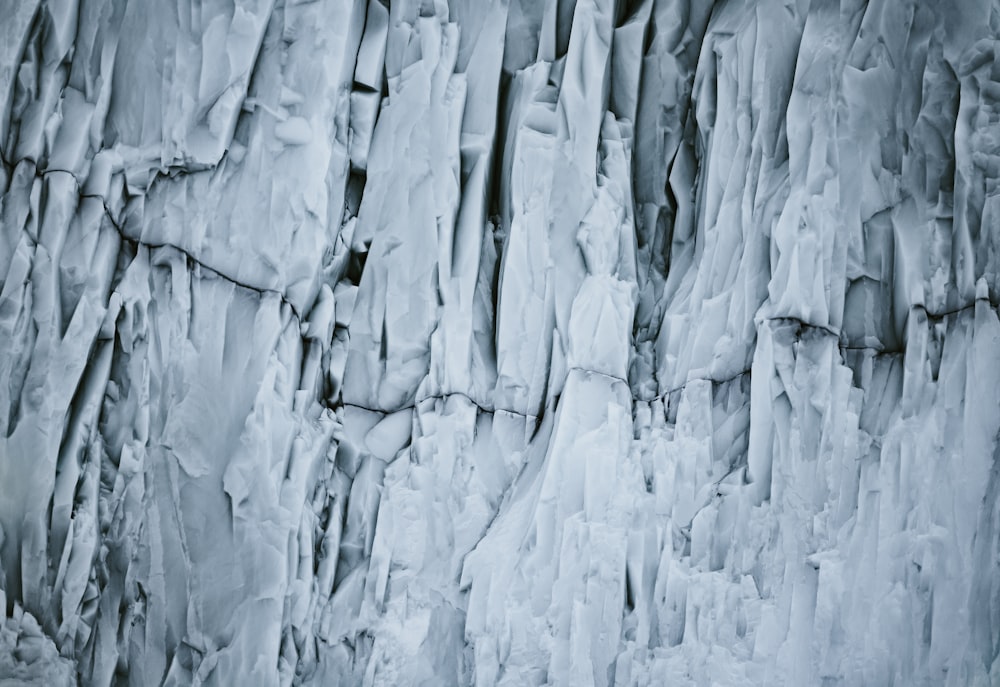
[341,297,1000,414]
[639,302,1000,402]
[565,366,628,385]
[343,368,630,418]
[917,298,999,320]
[20,165,305,322]
[15,159,1000,402]
[764,316,841,338]
[341,393,538,420]
[643,367,754,402]
[116,231,304,322]
[839,346,902,355]
[2,149,219,182]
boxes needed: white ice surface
[2,1,1000,685]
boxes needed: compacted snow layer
[1,0,1000,685]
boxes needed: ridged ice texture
[1,0,1000,685]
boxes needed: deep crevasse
[1,0,999,685]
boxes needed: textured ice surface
[2,0,1000,685]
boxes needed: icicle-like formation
[1,0,1000,685]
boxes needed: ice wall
[1,0,999,685]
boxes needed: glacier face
[2,0,1000,684]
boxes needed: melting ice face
[1,0,1000,685]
